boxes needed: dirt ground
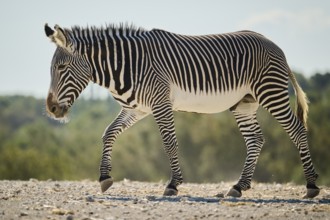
[0,179,329,220]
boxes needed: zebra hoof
[100,177,113,193]
[303,187,320,199]
[163,185,178,196]
[226,187,242,197]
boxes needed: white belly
[170,85,250,113]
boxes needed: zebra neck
[82,31,148,97]
[67,24,153,106]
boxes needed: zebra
[44,23,320,198]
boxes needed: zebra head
[44,24,92,121]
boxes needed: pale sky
[1,0,329,97]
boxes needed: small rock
[85,196,95,202]
[215,193,224,198]
[146,196,156,201]
[20,212,28,217]
[52,208,74,215]
[97,199,104,204]
[132,198,139,204]
[66,215,74,220]
[52,208,66,215]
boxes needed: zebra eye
[57,64,66,71]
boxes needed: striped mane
[66,23,148,41]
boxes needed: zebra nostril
[51,105,57,113]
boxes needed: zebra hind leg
[227,96,264,197]
[261,101,319,198]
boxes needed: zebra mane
[66,23,148,41]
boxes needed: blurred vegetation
[0,72,330,186]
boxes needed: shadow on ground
[92,195,330,205]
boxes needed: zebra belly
[170,85,250,114]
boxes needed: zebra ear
[44,23,55,37]
[44,23,74,53]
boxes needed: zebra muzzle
[50,105,68,118]
[46,94,69,119]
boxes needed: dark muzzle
[46,93,68,118]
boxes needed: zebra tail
[289,71,309,129]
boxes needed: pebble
[66,215,74,220]
[20,212,28,216]
[52,208,74,215]
[215,193,224,198]
[85,196,95,202]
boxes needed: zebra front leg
[152,102,183,196]
[100,108,147,193]
[228,101,264,197]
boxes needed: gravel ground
[0,179,330,220]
